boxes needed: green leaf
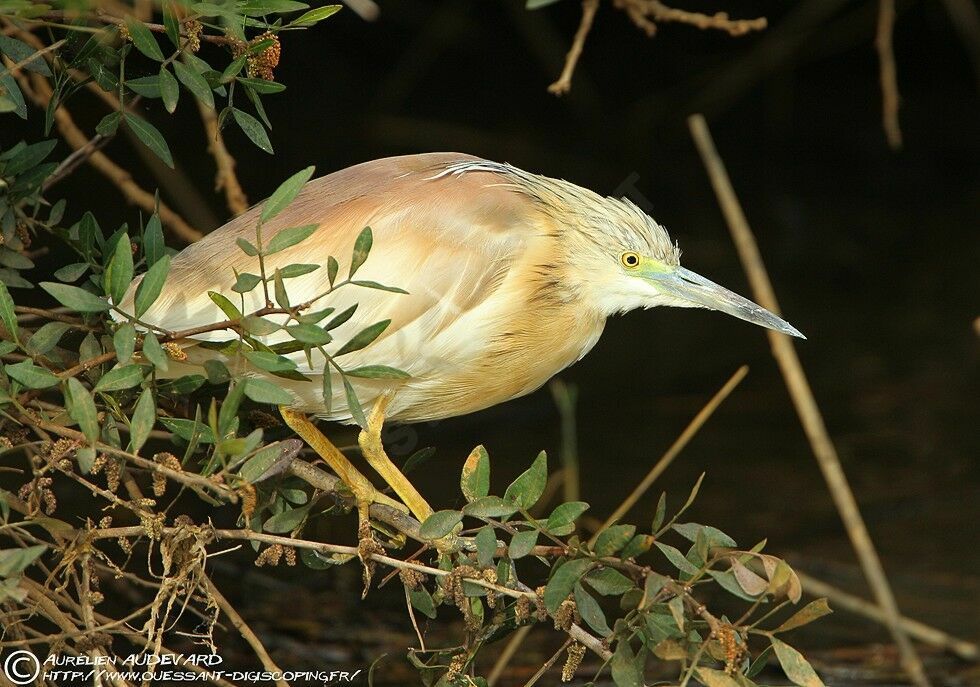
[654,542,700,576]
[232,272,262,293]
[124,113,174,168]
[218,381,247,435]
[620,533,653,559]
[0,282,17,344]
[143,214,165,266]
[508,529,538,559]
[94,364,143,392]
[240,0,308,16]
[104,232,134,305]
[125,17,165,61]
[771,637,825,687]
[141,331,168,371]
[203,359,230,384]
[40,282,109,312]
[236,237,258,256]
[4,139,57,175]
[546,501,589,532]
[261,167,315,222]
[54,262,89,282]
[238,443,282,482]
[244,350,296,372]
[232,108,273,154]
[775,598,833,633]
[475,526,497,568]
[408,585,437,619]
[503,451,547,510]
[278,263,319,278]
[327,256,339,285]
[672,522,737,549]
[419,510,462,540]
[348,226,372,278]
[273,270,289,307]
[285,323,331,345]
[128,387,155,452]
[243,315,280,336]
[235,76,285,93]
[174,60,214,108]
[0,36,52,76]
[5,360,59,388]
[593,524,636,557]
[342,376,366,427]
[584,567,633,596]
[159,65,179,113]
[208,291,242,320]
[0,544,47,577]
[134,254,170,317]
[163,2,181,47]
[460,445,490,502]
[266,224,318,254]
[344,365,409,379]
[544,558,593,614]
[289,3,341,26]
[462,496,519,519]
[263,504,311,533]
[575,582,612,636]
[243,377,293,405]
[159,417,215,443]
[695,667,741,687]
[526,0,563,9]
[26,322,71,355]
[324,304,356,331]
[335,320,389,356]
[65,377,99,442]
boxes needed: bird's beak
[643,264,805,339]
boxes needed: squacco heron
[121,152,802,529]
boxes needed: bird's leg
[278,406,409,529]
[358,393,435,523]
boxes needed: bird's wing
[122,153,540,375]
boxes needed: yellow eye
[621,252,640,269]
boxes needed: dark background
[6,0,980,682]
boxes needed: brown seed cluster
[18,476,56,515]
[561,641,586,682]
[248,410,281,428]
[162,342,187,362]
[152,452,182,497]
[514,595,532,625]
[239,482,257,520]
[399,567,424,591]
[554,597,578,632]
[182,18,203,52]
[255,543,283,567]
[247,31,281,81]
[92,454,121,493]
[720,624,744,674]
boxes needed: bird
[120,152,802,528]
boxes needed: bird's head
[563,192,804,339]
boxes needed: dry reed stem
[687,113,931,687]
[197,97,250,216]
[875,0,902,149]
[549,0,600,95]
[797,570,979,661]
[594,364,748,538]
[486,624,533,687]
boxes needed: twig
[614,0,766,38]
[0,38,65,77]
[688,113,931,687]
[549,0,600,96]
[796,570,979,661]
[593,365,748,538]
[203,577,288,687]
[487,624,533,687]
[8,62,203,243]
[875,0,902,149]
[522,637,572,687]
[197,97,249,216]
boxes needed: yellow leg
[358,394,435,523]
[278,406,408,521]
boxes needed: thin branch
[203,577,288,687]
[197,97,249,216]
[549,0,600,96]
[688,113,931,687]
[5,55,203,243]
[875,0,902,149]
[797,570,979,661]
[0,37,64,77]
[593,364,747,538]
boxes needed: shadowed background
[7,0,979,681]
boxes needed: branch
[875,0,902,149]
[197,97,249,216]
[549,0,600,96]
[688,113,931,687]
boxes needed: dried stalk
[688,113,931,687]
[875,0,902,149]
[197,97,249,216]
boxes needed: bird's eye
[621,252,640,269]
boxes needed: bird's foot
[358,394,435,524]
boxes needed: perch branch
[875,0,902,149]
[549,0,600,96]
[688,113,931,687]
